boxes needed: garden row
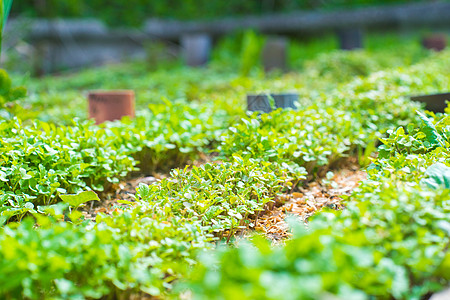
[2,36,437,220]
[0,50,449,298]
[2,50,449,222]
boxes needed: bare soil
[252,165,366,242]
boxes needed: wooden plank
[144,2,450,39]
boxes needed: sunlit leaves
[136,156,306,237]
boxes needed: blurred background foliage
[12,0,429,27]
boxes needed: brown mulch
[252,165,366,242]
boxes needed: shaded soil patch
[81,175,162,221]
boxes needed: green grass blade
[1,0,13,58]
[1,0,13,27]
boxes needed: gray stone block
[337,28,364,50]
[262,37,288,72]
[247,93,299,113]
[247,94,272,113]
[274,93,298,110]
[181,33,211,67]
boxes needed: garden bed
[1,34,449,299]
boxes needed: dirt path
[253,166,366,242]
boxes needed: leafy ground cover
[186,111,450,299]
[0,100,234,223]
[0,33,449,298]
[3,33,443,223]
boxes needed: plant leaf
[60,191,100,208]
[421,163,450,189]
[416,111,445,147]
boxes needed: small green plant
[59,191,100,209]
[370,109,450,183]
[136,155,306,240]
[0,118,137,223]
[105,99,232,173]
[0,206,211,298]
